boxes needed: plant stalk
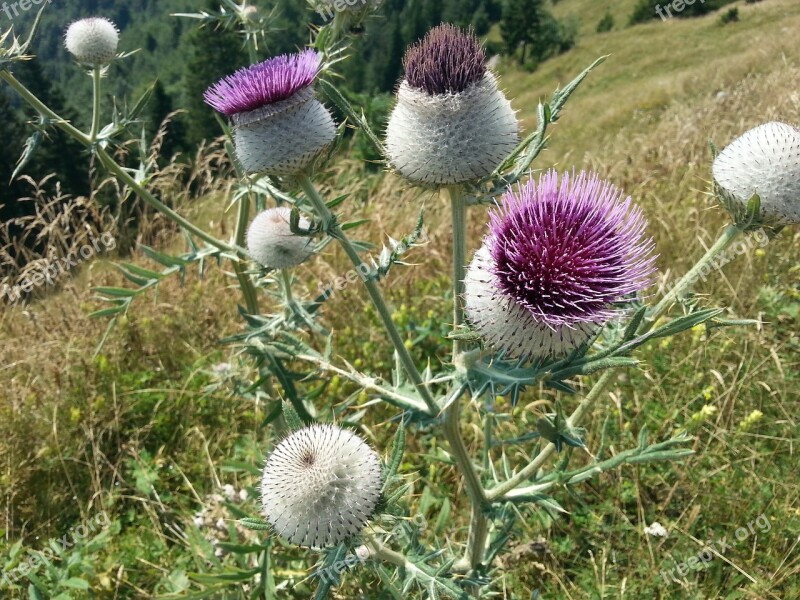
[232,191,259,314]
[299,175,438,415]
[447,186,467,357]
[89,67,102,142]
[642,223,741,332]
[486,370,615,501]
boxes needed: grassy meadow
[1,0,799,598]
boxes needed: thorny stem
[0,70,241,257]
[298,175,438,415]
[365,540,446,591]
[295,353,429,413]
[232,191,259,314]
[442,384,488,573]
[642,223,741,333]
[0,70,88,144]
[279,268,294,305]
[486,370,616,502]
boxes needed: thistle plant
[3,3,798,598]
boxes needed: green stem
[89,67,102,142]
[298,175,438,415]
[1,70,240,257]
[443,186,488,573]
[447,186,467,357]
[1,70,88,144]
[232,191,259,314]
[486,370,615,502]
[443,385,488,569]
[96,149,239,255]
[280,268,294,305]
[642,223,741,332]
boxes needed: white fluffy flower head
[261,424,383,548]
[64,17,119,67]
[712,121,800,225]
[246,207,314,269]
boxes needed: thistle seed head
[385,73,519,185]
[205,50,336,176]
[464,170,656,360]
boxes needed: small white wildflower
[238,489,249,503]
[215,518,227,532]
[713,122,800,225]
[355,545,372,561]
[246,207,314,269]
[644,522,669,538]
[64,17,119,67]
[261,424,383,548]
[192,515,205,528]
[222,484,237,502]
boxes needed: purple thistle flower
[203,49,322,116]
[404,24,486,96]
[385,24,518,185]
[203,49,335,177]
[465,170,656,360]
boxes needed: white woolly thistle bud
[712,122,800,225]
[246,207,314,269]
[64,17,119,67]
[385,24,519,186]
[204,50,336,177]
[261,424,383,548]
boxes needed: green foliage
[596,10,615,33]
[501,0,574,65]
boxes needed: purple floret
[204,49,322,116]
[488,170,657,328]
[404,24,486,95]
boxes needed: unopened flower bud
[64,17,119,67]
[713,122,800,225]
[246,207,314,269]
